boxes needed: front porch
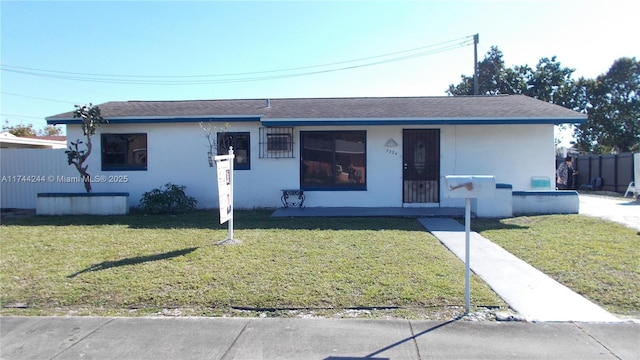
[271,189,580,218]
[271,206,465,218]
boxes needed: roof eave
[46,115,262,125]
[0,137,67,147]
[48,115,587,126]
[261,116,588,127]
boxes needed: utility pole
[473,33,479,95]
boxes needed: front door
[403,129,440,203]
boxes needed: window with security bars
[259,127,294,158]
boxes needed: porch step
[271,207,464,218]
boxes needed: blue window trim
[300,130,367,191]
[101,133,147,172]
[218,132,251,171]
[301,186,367,191]
[102,166,147,171]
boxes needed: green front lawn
[2,211,637,319]
[0,210,505,318]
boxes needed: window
[268,134,291,151]
[301,131,366,190]
[218,132,250,170]
[259,127,294,158]
[101,134,147,171]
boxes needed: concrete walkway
[2,316,638,360]
[274,195,635,322]
[418,218,621,323]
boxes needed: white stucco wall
[64,122,556,209]
[439,124,555,207]
[65,123,222,209]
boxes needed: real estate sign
[214,147,238,245]
[216,158,232,224]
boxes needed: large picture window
[101,133,147,171]
[301,131,366,190]
[218,132,250,170]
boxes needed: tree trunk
[82,171,92,193]
[80,134,93,193]
[72,163,92,193]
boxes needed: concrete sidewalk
[2,316,639,360]
[418,218,621,323]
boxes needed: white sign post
[214,147,239,245]
[445,175,496,313]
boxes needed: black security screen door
[403,129,440,203]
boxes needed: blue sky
[1,0,638,137]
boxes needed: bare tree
[65,104,107,192]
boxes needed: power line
[1,92,78,104]
[1,36,474,85]
[2,43,470,85]
[1,113,48,120]
[2,36,472,79]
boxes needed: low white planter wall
[36,193,129,215]
[474,183,513,218]
[512,190,579,215]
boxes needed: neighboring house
[0,133,75,209]
[0,132,66,149]
[46,95,586,210]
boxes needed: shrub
[139,183,197,214]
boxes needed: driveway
[579,194,640,232]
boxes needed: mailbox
[445,175,496,198]
[445,174,496,314]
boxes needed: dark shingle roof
[46,95,586,125]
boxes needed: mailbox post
[445,175,496,313]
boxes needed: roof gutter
[46,115,262,125]
[261,116,588,127]
[48,115,587,127]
